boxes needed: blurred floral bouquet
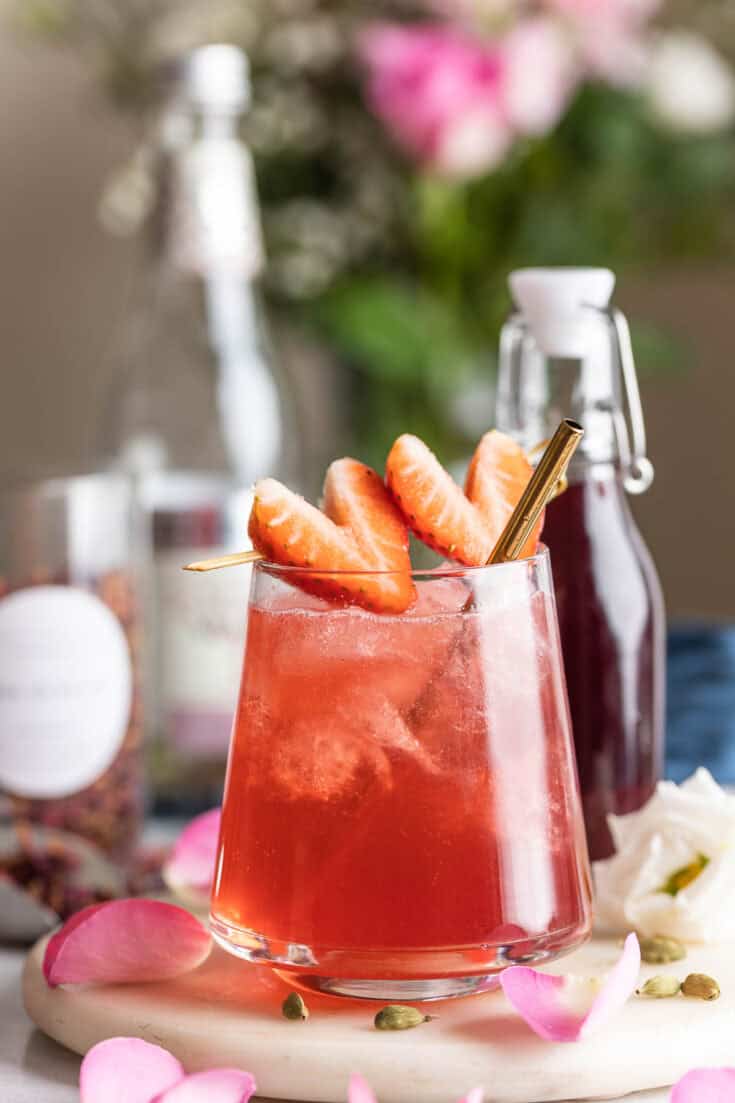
[19,0,735,463]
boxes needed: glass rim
[255,544,549,580]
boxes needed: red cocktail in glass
[211,549,592,999]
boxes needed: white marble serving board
[22,936,734,1103]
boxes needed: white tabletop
[1,948,82,1102]
[1,944,674,1103]
[0,821,188,1103]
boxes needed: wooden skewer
[182,424,581,575]
[182,549,264,572]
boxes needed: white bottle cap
[184,44,251,112]
[509,267,615,357]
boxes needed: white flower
[594,769,735,942]
[435,105,513,178]
[646,31,735,134]
[502,17,578,137]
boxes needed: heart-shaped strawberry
[248,459,415,613]
[386,430,542,565]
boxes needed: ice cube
[272,720,392,802]
[270,685,437,802]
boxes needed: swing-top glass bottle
[495,268,665,860]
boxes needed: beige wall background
[1,23,733,620]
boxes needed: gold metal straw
[487,418,584,564]
[183,548,264,572]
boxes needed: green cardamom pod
[639,935,687,964]
[636,975,681,998]
[374,1005,432,1031]
[282,992,309,1021]
[681,973,720,1001]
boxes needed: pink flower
[360,24,512,177]
[544,0,661,85]
[80,1038,256,1103]
[360,18,579,177]
[500,932,640,1042]
[670,1068,735,1102]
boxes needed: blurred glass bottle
[101,45,299,813]
[495,268,665,861]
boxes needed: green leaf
[315,277,474,387]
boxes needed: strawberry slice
[465,430,543,559]
[322,458,410,574]
[249,461,415,613]
[386,430,541,566]
[386,435,490,564]
[249,478,359,570]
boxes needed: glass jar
[0,472,143,867]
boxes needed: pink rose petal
[349,1074,378,1103]
[500,932,640,1042]
[671,1068,735,1102]
[163,809,221,906]
[43,899,212,987]
[152,1069,257,1102]
[457,1090,483,1103]
[80,1037,184,1103]
[43,903,106,982]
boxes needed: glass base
[209,913,590,1002]
[283,972,501,1001]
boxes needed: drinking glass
[211,548,592,1000]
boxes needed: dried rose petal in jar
[0,473,144,874]
[0,822,126,939]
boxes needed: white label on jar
[156,548,250,755]
[0,586,133,799]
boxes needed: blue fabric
[666,624,735,783]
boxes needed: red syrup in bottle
[496,267,666,859]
